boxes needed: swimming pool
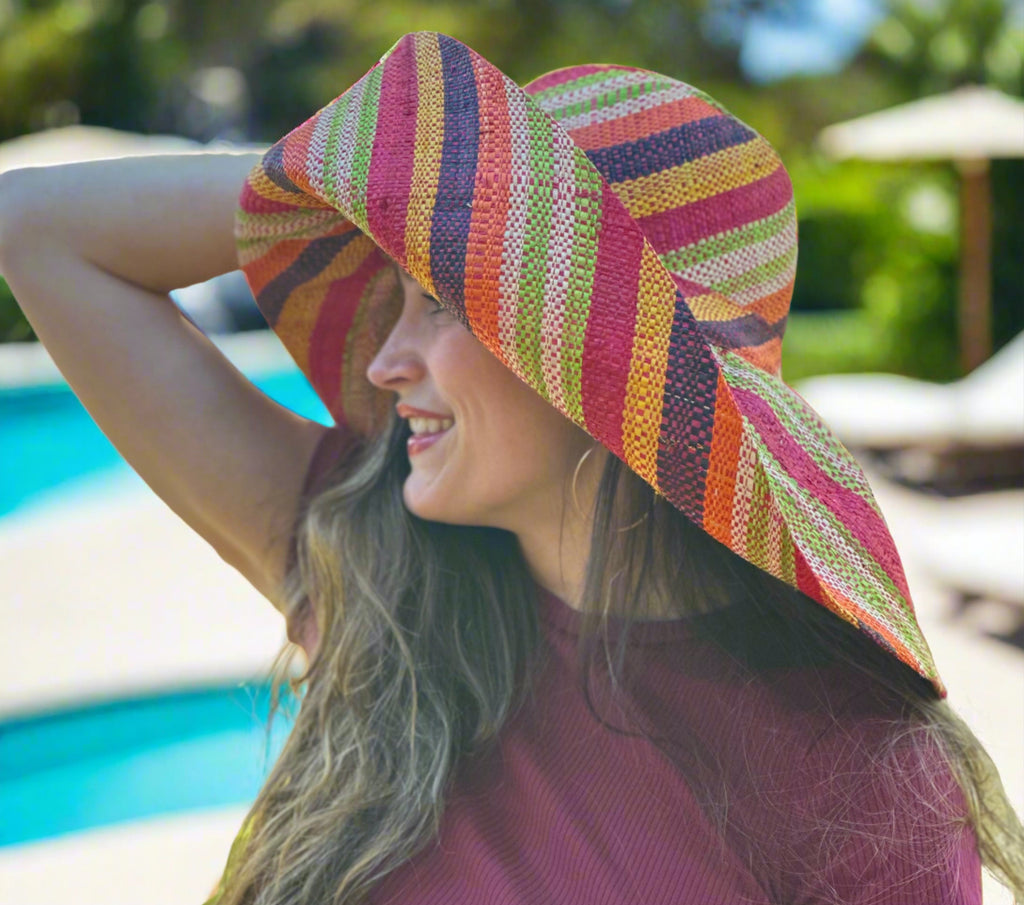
[1,367,330,516]
[0,682,294,846]
[1,361,324,846]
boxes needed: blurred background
[0,0,1021,902]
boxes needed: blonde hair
[209,412,1024,904]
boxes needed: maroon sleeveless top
[297,428,983,904]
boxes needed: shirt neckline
[535,584,699,646]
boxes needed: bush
[781,310,892,384]
[0,277,34,343]
[785,154,962,381]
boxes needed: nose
[365,302,426,390]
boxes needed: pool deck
[1,427,1021,900]
[0,330,298,717]
[0,806,249,904]
[0,472,290,718]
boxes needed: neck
[516,511,592,610]
[513,446,607,611]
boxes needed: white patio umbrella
[817,85,1024,374]
[0,124,201,173]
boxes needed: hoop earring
[570,445,595,519]
[616,512,650,533]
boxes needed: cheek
[462,371,580,487]
[416,331,585,519]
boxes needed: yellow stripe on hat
[685,291,748,323]
[613,140,781,220]
[236,209,348,260]
[274,234,380,373]
[621,244,676,489]
[404,32,446,293]
[686,289,791,334]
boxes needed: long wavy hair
[210,410,1024,904]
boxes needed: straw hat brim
[235,32,942,695]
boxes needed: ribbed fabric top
[293,429,981,904]
[363,586,979,904]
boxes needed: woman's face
[365,268,594,531]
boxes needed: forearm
[0,150,264,293]
[0,147,326,605]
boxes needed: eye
[423,293,448,317]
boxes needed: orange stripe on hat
[569,95,723,152]
[702,370,745,549]
[464,51,512,361]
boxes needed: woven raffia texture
[236,32,941,693]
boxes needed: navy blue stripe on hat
[257,232,359,324]
[429,34,479,310]
[587,116,756,184]
[699,313,787,351]
[655,290,719,524]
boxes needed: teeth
[409,417,454,435]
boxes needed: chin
[402,476,457,524]
[402,476,489,528]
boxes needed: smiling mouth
[408,417,454,435]
[406,417,454,457]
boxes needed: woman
[1,31,1021,905]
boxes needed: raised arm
[0,153,330,606]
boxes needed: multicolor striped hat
[235,32,942,695]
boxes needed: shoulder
[726,665,981,904]
[624,625,981,903]
[301,425,364,499]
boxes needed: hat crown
[526,65,797,378]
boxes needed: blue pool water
[1,363,328,846]
[1,367,331,517]
[0,683,295,846]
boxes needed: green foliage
[785,154,965,381]
[0,0,1021,384]
[0,277,35,342]
[990,159,1024,360]
[773,0,1024,382]
[865,0,1022,95]
[781,311,889,384]
[0,0,749,144]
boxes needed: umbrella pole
[956,158,992,375]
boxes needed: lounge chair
[794,332,1024,493]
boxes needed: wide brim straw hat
[235,31,943,696]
